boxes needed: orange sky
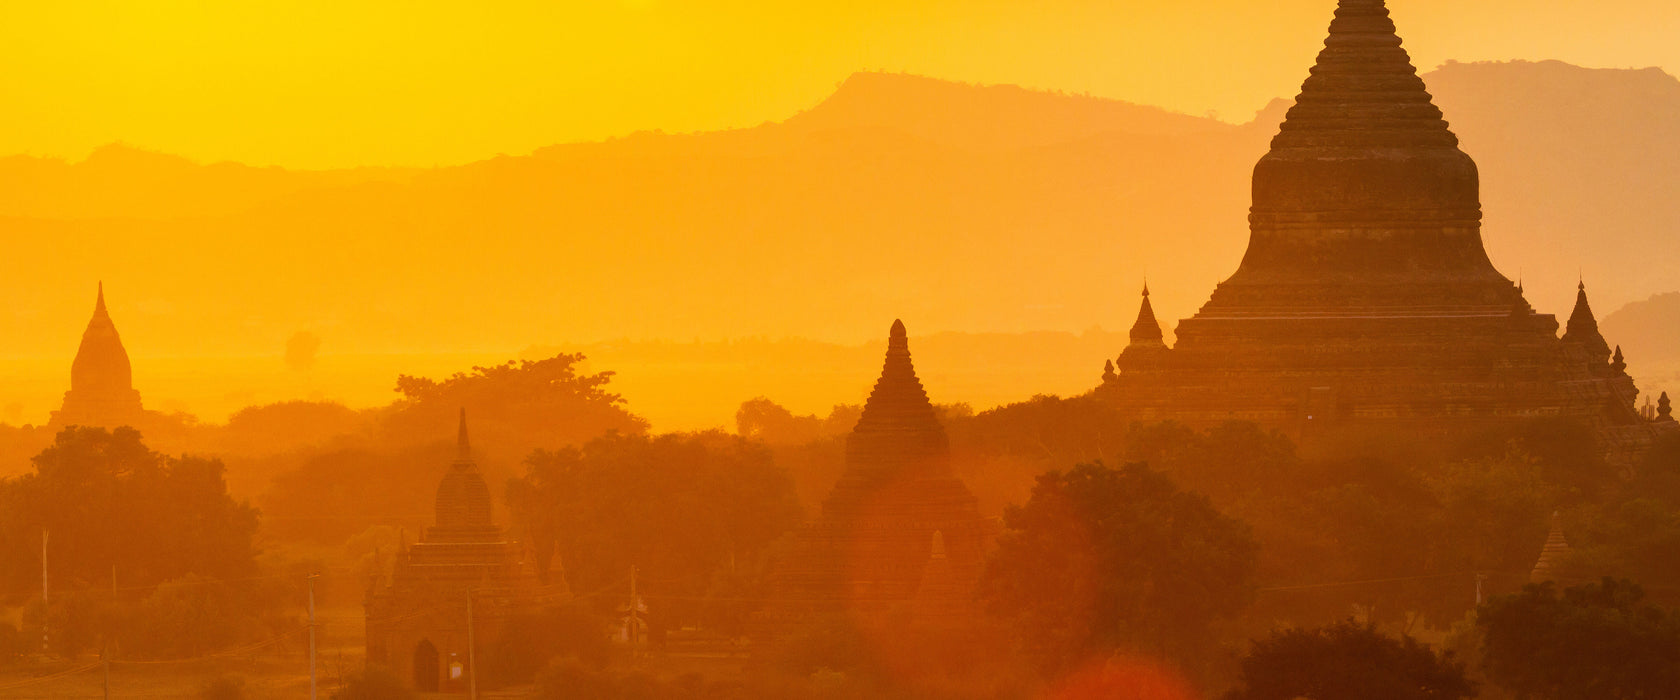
[3,0,1678,168]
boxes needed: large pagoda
[1096,0,1676,464]
[760,321,994,634]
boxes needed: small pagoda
[760,321,994,635]
[365,410,567,692]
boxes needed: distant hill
[1603,294,1680,401]
[5,61,1680,425]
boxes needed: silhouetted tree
[506,431,802,628]
[1478,578,1680,699]
[259,445,439,545]
[1223,620,1474,700]
[480,606,611,686]
[332,666,415,700]
[385,353,648,457]
[979,461,1257,676]
[216,400,365,456]
[0,619,19,663]
[0,427,259,602]
[736,397,824,445]
[200,674,248,700]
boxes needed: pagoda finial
[1564,278,1611,361]
[96,281,106,314]
[1102,359,1117,383]
[1128,285,1165,345]
[1142,279,1150,298]
[1660,392,1673,421]
[1612,346,1627,373]
[457,407,471,459]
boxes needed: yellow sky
[3,1,1677,168]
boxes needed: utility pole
[466,593,479,700]
[106,564,116,700]
[628,565,641,654]
[42,529,48,654]
[308,573,319,700]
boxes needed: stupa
[1097,0,1676,465]
[760,321,994,634]
[52,283,145,429]
[365,410,567,692]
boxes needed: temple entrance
[413,640,440,692]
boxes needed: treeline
[6,351,1680,698]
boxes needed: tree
[480,606,611,686]
[384,353,648,457]
[0,619,21,664]
[0,427,259,602]
[333,666,415,700]
[1477,578,1680,699]
[736,397,825,446]
[1223,620,1474,700]
[506,431,802,628]
[979,461,1257,675]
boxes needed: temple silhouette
[364,410,567,692]
[760,320,994,633]
[1097,0,1677,465]
[51,283,145,430]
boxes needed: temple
[760,321,994,634]
[51,283,145,429]
[365,410,567,692]
[1097,0,1677,465]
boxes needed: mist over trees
[506,432,803,632]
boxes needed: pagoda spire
[844,320,949,475]
[1270,0,1458,152]
[1563,279,1612,362]
[59,282,143,426]
[1129,283,1164,345]
[435,408,491,528]
[456,407,472,461]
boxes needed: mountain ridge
[3,60,1678,355]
